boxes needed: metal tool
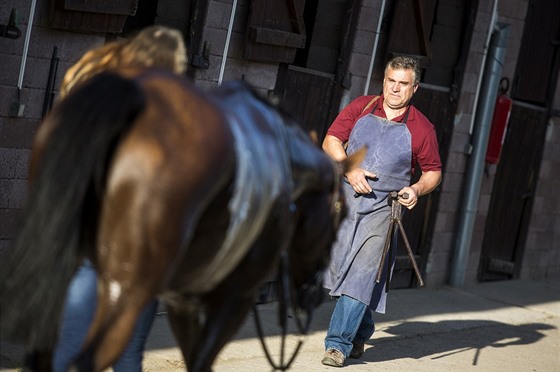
[375,191,424,289]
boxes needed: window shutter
[386,0,436,65]
[49,0,139,33]
[244,0,306,63]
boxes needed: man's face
[382,67,418,110]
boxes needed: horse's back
[97,69,237,291]
[109,69,235,201]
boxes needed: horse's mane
[213,81,336,198]
[183,81,337,293]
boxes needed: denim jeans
[53,260,158,372]
[324,295,375,357]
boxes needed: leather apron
[324,103,411,313]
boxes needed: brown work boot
[349,341,364,359]
[321,348,345,367]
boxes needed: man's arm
[322,134,347,161]
[399,170,442,209]
[322,134,376,194]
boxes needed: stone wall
[0,0,105,256]
[193,0,279,96]
[1,0,558,286]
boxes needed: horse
[0,68,364,371]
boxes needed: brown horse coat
[0,68,364,372]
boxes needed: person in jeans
[51,26,187,372]
[321,55,442,367]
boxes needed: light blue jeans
[53,260,158,372]
[324,295,375,357]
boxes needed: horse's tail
[0,72,146,349]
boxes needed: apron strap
[361,96,380,114]
[370,98,411,124]
[402,107,410,124]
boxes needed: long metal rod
[218,0,238,85]
[363,0,387,95]
[448,0,498,287]
[397,220,424,286]
[450,23,511,287]
[18,0,37,89]
[468,0,499,135]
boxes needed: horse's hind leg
[166,293,254,372]
[165,300,203,369]
[75,203,168,370]
[75,282,155,371]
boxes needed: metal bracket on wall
[1,9,22,39]
[9,89,25,118]
[190,41,210,69]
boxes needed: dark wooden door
[391,87,455,288]
[479,0,557,281]
[274,64,341,140]
[272,0,355,140]
[479,104,548,280]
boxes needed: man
[321,55,442,367]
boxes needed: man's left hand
[398,186,418,209]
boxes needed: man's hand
[346,168,376,195]
[398,170,442,209]
[398,186,418,209]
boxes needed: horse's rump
[0,69,346,372]
[0,72,147,348]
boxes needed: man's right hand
[346,168,376,195]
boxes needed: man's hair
[60,26,187,98]
[385,55,421,85]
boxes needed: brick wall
[348,0,387,98]
[193,0,279,96]
[1,0,558,286]
[428,0,560,285]
[0,0,106,255]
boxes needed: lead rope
[252,250,308,370]
[254,158,342,369]
[252,117,340,370]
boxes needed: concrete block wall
[0,0,105,256]
[349,0,386,98]
[423,0,496,286]
[193,0,279,96]
[2,0,557,287]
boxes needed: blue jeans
[53,261,158,372]
[324,295,375,357]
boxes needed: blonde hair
[60,26,187,98]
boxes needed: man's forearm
[410,170,442,197]
[322,135,347,162]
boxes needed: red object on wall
[486,93,513,164]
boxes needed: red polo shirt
[327,95,442,174]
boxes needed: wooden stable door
[479,104,548,280]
